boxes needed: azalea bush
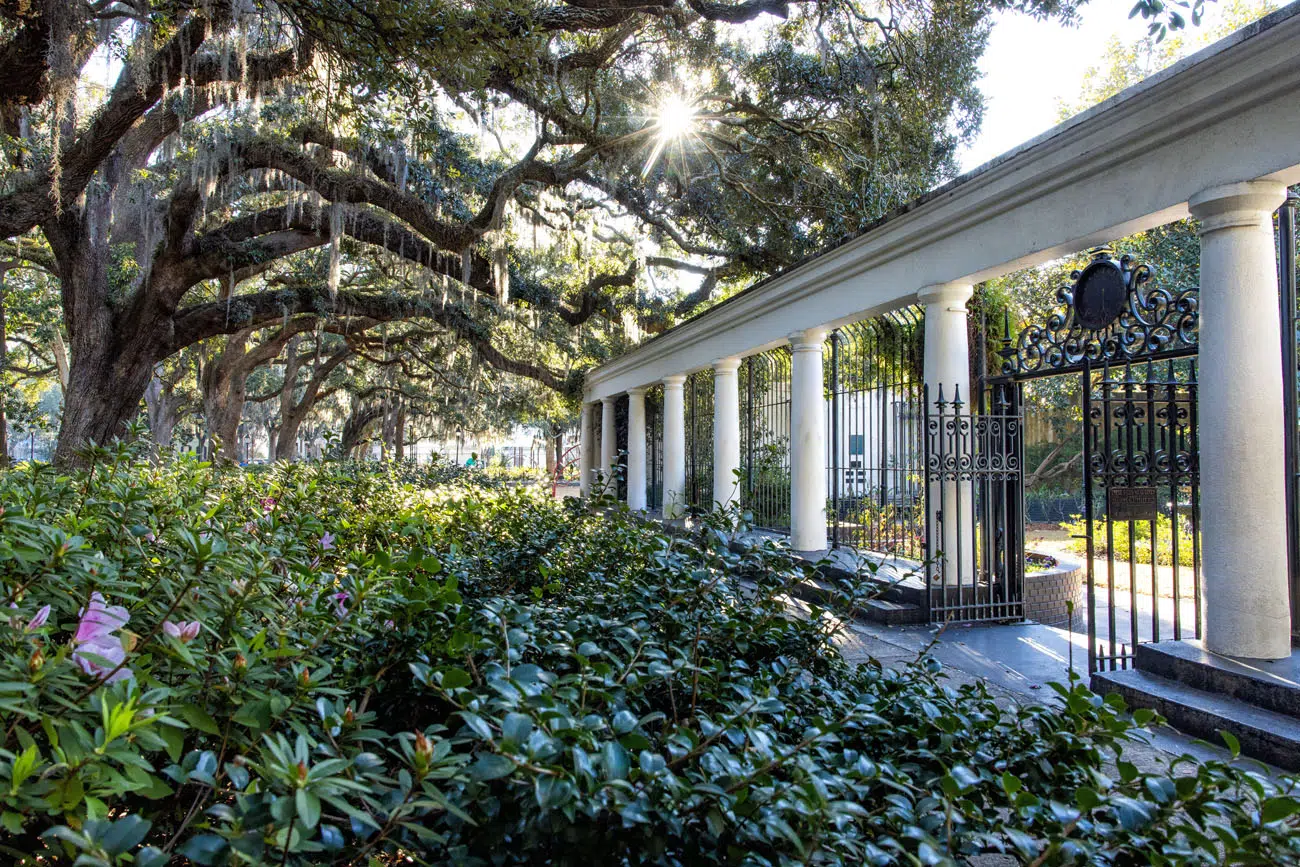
[1,444,1299,865]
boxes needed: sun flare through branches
[642,92,699,178]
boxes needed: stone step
[1134,640,1300,720]
[1092,668,1300,771]
[858,598,927,626]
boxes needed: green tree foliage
[1,0,1107,461]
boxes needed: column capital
[712,356,742,374]
[600,395,617,406]
[627,386,649,397]
[1188,180,1287,233]
[917,281,974,309]
[788,326,828,351]
[662,373,686,388]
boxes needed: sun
[642,92,699,177]
[655,93,697,141]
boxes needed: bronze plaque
[1108,486,1158,521]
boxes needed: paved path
[797,599,1240,774]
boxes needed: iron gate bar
[1281,194,1300,640]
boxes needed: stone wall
[1024,553,1085,630]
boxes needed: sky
[956,0,1236,173]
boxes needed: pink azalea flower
[260,497,277,513]
[330,591,350,620]
[319,531,335,551]
[384,619,395,630]
[6,603,47,632]
[72,593,133,683]
[163,620,201,643]
[25,604,51,632]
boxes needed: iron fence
[685,370,714,510]
[740,349,793,532]
[826,308,926,559]
[646,384,664,511]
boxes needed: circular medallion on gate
[1072,258,1128,331]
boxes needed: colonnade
[582,179,1294,660]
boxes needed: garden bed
[0,448,1296,865]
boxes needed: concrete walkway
[808,605,1240,773]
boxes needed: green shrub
[1060,510,1197,567]
[0,443,1296,865]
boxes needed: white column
[790,328,829,552]
[600,396,617,494]
[1188,180,1290,659]
[578,402,594,497]
[919,282,976,582]
[626,388,648,511]
[662,375,687,519]
[713,357,742,510]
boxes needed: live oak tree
[3,0,1100,464]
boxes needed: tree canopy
[4,0,1225,463]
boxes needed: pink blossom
[260,497,277,513]
[384,619,395,630]
[163,620,202,643]
[72,593,133,683]
[7,603,50,632]
[25,605,51,632]
[319,531,335,551]
[330,591,350,620]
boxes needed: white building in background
[412,425,548,467]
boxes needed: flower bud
[28,648,44,673]
[233,653,248,674]
[299,668,312,688]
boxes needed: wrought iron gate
[922,381,1025,622]
[973,248,1202,654]
[1083,359,1199,671]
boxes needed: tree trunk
[143,369,180,451]
[395,403,406,461]
[201,333,251,463]
[49,195,167,466]
[273,336,303,461]
[340,403,383,455]
[55,337,159,465]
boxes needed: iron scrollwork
[1000,249,1198,376]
